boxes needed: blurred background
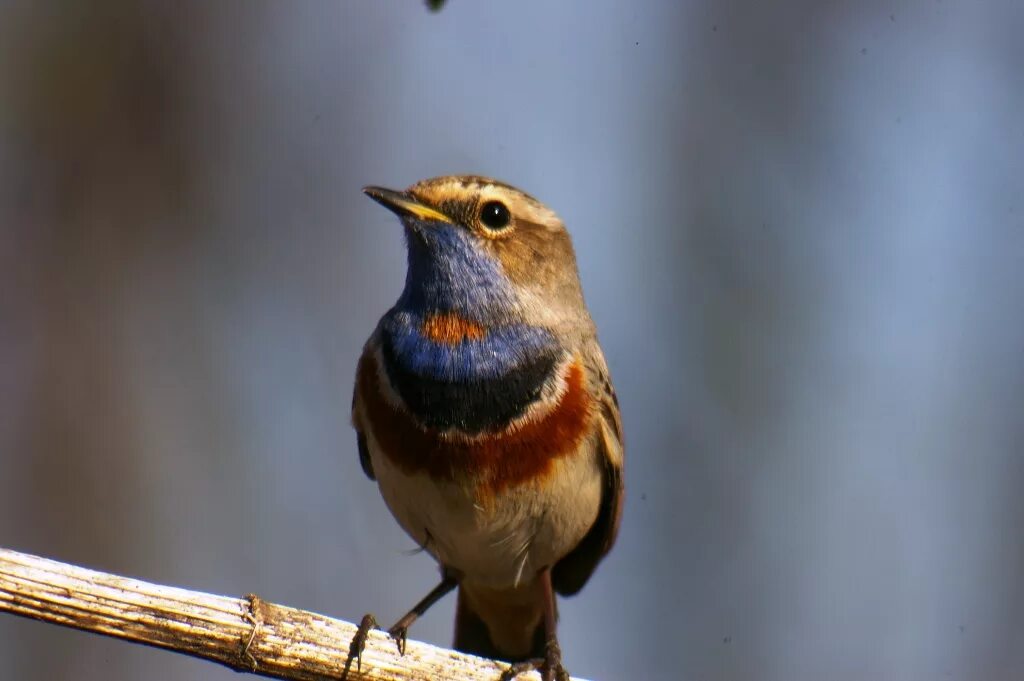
[2,1,1023,680]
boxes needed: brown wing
[352,352,376,481]
[552,349,624,596]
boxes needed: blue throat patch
[381,224,559,382]
[377,224,562,431]
[396,223,512,316]
[382,311,556,382]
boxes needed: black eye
[479,201,511,230]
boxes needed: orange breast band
[358,355,592,500]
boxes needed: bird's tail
[453,583,549,662]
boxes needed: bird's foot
[498,639,568,681]
[342,613,378,679]
[342,612,414,679]
[387,623,409,655]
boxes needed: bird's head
[363,175,592,335]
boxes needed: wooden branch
[0,547,573,681]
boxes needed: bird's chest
[368,424,603,588]
[378,310,560,433]
[355,343,600,587]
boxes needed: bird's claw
[388,624,409,655]
[498,640,568,681]
[342,613,379,679]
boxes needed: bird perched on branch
[350,175,624,680]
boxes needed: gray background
[2,2,1023,680]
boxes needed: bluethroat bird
[350,176,624,681]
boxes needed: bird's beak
[362,186,451,224]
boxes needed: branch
[0,547,572,681]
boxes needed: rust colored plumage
[420,312,487,344]
[358,354,592,498]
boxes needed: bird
[349,175,624,681]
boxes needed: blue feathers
[383,311,556,381]
[383,223,559,383]
[398,224,514,315]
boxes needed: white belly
[367,428,603,588]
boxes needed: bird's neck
[377,309,562,433]
[380,308,558,381]
[377,225,565,432]
[396,225,513,318]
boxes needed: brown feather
[357,353,594,500]
[351,386,375,480]
[552,349,624,595]
[454,581,548,662]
